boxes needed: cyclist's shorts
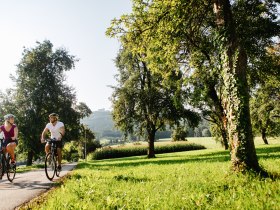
[3,139,18,147]
[47,141,63,149]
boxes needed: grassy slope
[20,137,280,210]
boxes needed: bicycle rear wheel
[45,153,56,181]
[6,155,16,182]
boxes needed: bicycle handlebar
[42,138,58,143]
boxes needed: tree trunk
[26,150,34,166]
[147,129,156,158]
[207,83,229,150]
[220,122,229,150]
[261,128,269,144]
[224,47,260,172]
[213,0,261,172]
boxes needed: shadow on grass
[76,146,280,179]
[113,174,149,183]
[77,151,230,170]
[256,146,280,156]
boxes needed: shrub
[172,127,188,141]
[90,142,206,160]
[86,139,102,153]
[63,141,80,161]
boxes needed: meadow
[20,137,280,210]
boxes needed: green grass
[16,164,44,173]
[20,137,280,210]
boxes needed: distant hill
[81,109,118,138]
[82,108,211,140]
[81,109,171,140]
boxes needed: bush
[90,142,206,160]
[63,141,80,161]
[172,127,188,141]
[86,139,102,153]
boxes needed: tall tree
[251,75,280,144]
[108,0,280,173]
[11,40,89,165]
[250,42,280,143]
[111,47,200,158]
[211,0,259,171]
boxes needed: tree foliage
[111,47,200,158]
[251,75,280,143]
[3,40,92,165]
[107,0,280,173]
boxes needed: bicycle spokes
[55,156,60,177]
[7,156,16,182]
[45,153,56,181]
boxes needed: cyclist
[41,113,65,171]
[0,114,18,165]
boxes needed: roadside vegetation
[20,137,280,210]
[16,164,44,173]
[90,141,206,160]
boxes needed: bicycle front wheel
[6,156,16,182]
[55,156,60,177]
[45,153,56,181]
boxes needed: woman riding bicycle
[41,113,65,171]
[0,114,18,165]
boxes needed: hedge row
[90,142,206,160]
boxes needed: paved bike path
[0,162,77,210]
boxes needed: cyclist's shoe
[11,160,16,168]
[57,165,62,171]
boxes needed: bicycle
[44,138,61,181]
[0,138,16,182]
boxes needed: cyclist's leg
[6,142,16,164]
[56,141,63,169]
[45,143,51,154]
[57,148,62,168]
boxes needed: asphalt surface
[0,162,77,210]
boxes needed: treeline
[82,109,212,142]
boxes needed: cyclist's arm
[11,126,18,140]
[58,126,65,140]
[41,127,49,141]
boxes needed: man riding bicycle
[0,114,18,165]
[41,113,65,171]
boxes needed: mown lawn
[20,137,280,210]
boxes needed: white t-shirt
[46,121,64,140]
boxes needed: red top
[0,124,17,140]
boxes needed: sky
[0,0,132,112]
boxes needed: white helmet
[4,114,15,121]
[49,113,59,118]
